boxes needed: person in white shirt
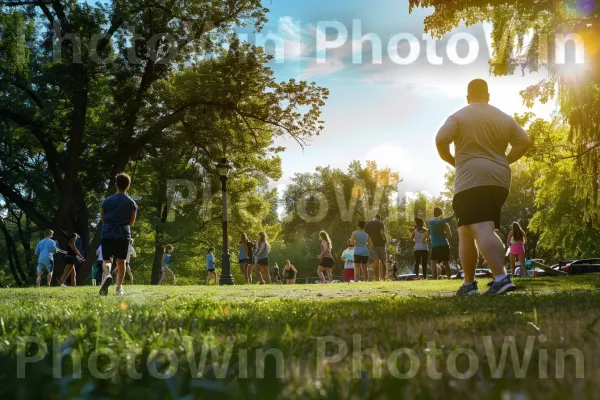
[341,240,355,282]
[125,239,137,284]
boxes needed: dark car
[560,259,600,275]
[396,274,418,281]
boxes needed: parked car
[563,259,600,275]
[451,269,493,280]
[514,259,547,277]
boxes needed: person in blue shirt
[159,244,176,285]
[99,173,138,296]
[253,232,271,284]
[34,229,59,287]
[206,247,218,285]
[425,207,455,280]
[351,220,373,282]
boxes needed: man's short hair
[208,247,215,252]
[358,220,366,229]
[115,173,131,191]
[375,214,382,220]
[44,229,53,237]
[468,79,488,99]
[434,207,443,217]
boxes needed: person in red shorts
[341,240,355,282]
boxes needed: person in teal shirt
[426,208,455,279]
[206,247,218,285]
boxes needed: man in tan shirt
[436,79,531,295]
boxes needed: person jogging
[507,222,527,278]
[436,79,531,295]
[98,173,138,296]
[365,214,387,281]
[426,208,454,280]
[34,229,58,287]
[411,218,429,279]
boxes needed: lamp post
[217,157,234,285]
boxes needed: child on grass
[34,229,58,288]
[159,244,176,285]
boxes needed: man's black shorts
[431,246,450,262]
[101,238,130,260]
[452,185,509,230]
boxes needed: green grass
[2,277,600,399]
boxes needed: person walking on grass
[272,263,282,284]
[341,240,355,282]
[206,247,218,285]
[426,208,454,280]
[253,232,271,284]
[125,239,136,284]
[351,221,372,282]
[365,214,387,281]
[507,222,527,278]
[411,218,429,279]
[436,79,531,295]
[59,233,85,287]
[98,173,138,296]
[317,231,334,284]
[159,244,176,285]
[34,229,58,288]
[239,233,253,284]
[283,260,297,284]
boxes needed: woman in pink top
[506,222,527,277]
[317,231,334,283]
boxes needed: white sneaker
[60,283,67,288]
[116,286,124,295]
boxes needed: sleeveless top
[353,230,369,256]
[320,240,332,258]
[164,253,172,266]
[257,241,270,259]
[239,242,248,260]
[414,229,428,251]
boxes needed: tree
[0,1,328,283]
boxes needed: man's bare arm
[435,117,458,167]
[507,120,532,164]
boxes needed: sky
[248,0,558,198]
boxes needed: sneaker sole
[496,283,517,295]
[457,289,479,296]
[99,276,112,296]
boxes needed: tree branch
[0,79,44,109]
[0,109,64,188]
[0,180,52,230]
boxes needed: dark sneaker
[99,276,113,296]
[456,281,479,296]
[485,276,516,295]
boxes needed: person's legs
[116,258,126,288]
[519,254,526,277]
[317,266,325,283]
[36,271,42,288]
[326,267,333,282]
[102,259,112,284]
[59,264,74,285]
[458,226,478,284]
[262,266,271,284]
[470,222,506,278]
[47,271,53,286]
[354,263,361,282]
[413,251,420,278]
[509,254,516,277]
[126,263,133,284]
[443,261,452,279]
[430,260,438,280]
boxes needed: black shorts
[101,238,130,260]
[320,257,334,269]
[452,186,509,230]
[239,258,251,264]
[64,256,77,265]
[257,258,269,266]
[431,246,450,262]
[354,255,369,264]
[207,269,215,273]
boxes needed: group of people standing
[236,232,297,284]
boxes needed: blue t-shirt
[164,253,172,266]
[35,238,58,263]
[101,193,138,239]
[353,231,370,256]
[239,243,247,260]
[428,216,454,248]
[207,253,215,270]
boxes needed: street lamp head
[216,157,233,178]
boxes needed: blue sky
[253,0,556,198]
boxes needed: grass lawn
[2,276,600,399]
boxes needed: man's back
[36,238,57,262]
[102,193,137,239]
[365,220,385,247]
[437,103,529,193]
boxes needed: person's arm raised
[435,117,458,167]
[129,210,137,226]
[506,120,532,164]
